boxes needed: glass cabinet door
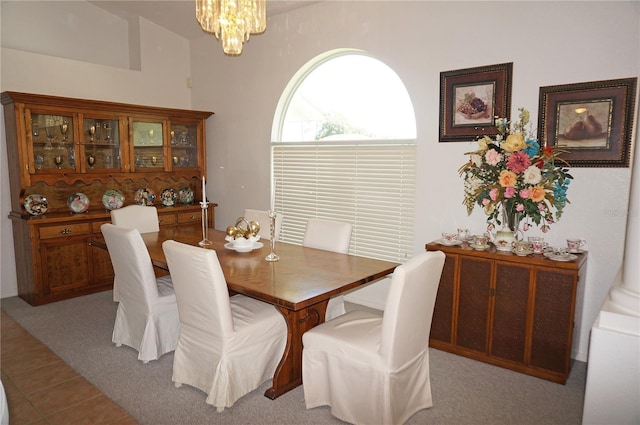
[28,111,76,172]
[169,121,199,169]
[131,120,165,171]
[81,115,122,172]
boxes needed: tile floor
[1,310,138,425]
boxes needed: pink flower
[538,203,546,211]
[519,188,531,198]
[504,187,516,198]
[487,224,494,231]
[523,223,530,231]
[482,198,490,206]
[516,203,524,212]
[489,188,499,201]
[485,149,503,166]
[506,151,531,173]
[541,225,550,233]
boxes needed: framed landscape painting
[439,62,513,142]
[538,77,637,167]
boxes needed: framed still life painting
[538,77,637,167]
[439,62,513,142]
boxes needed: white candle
[202,176,206,202]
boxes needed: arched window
[272,50,417,262]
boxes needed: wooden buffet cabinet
[2,92,215,305]
[425,241,586,384]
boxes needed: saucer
[224,241,264,253]
[567,248,584,254]
[469,243,489,251]
[436,239,462,246]
[513,249,532,257]
[543,252,578,262]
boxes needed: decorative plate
[469,243,489,251]
[68,193,90,213]
[102,189,124,210]
[160,188,177,207]
[436,238,462,246]
[24,194,48,216]
[134,188,156,206]
[178,186,194,204]
[224,241,264,253]
[543,252,578,262]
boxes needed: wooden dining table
[135,225,399,399]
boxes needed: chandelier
[195,0,266,56]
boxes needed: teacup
[567,239,586,252]
[457,228,470,241]
[512,241,530,255]
[441,232,455,243]
[473,235,489,247]
[528,236,547,254]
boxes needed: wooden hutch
[426,241,587,384]
[2,92,215,305]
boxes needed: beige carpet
[1,291,586,424]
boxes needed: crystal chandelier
[195,0,266,56]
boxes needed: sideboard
[2,91,215,305]
[425,241,587,384]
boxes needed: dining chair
[303,218,353,321]
[243,209,283,240]
[109,205,161,302]
[302,250,446,425]
[162,240,287,412]
[100,224,180,363]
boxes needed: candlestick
[202,175,206,202]
[265,210,279,262]
[198,176,212,247]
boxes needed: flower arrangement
[459,108,573,233]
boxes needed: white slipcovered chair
[303,218,353,321]
[110,204,160,233]
[162,240,287,412]
[302,250,446,425]
[101,224,179,363]
[109,205,160,302]
[243,209,283,240]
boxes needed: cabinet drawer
[92,220,111,233]
[39,223,91,239]
[158,214,177,226]
[177,211,201,224]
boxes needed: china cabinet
[425,241,587,384]
[2,91,215,305]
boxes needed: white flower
[523,165,542,185]
[471,154,482,167]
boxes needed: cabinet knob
[59,228,72,235]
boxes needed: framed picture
[439,62,513,142]
[538,77,637,167]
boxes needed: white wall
[1,1,639,363]
[190,1,639,362]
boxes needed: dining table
[133,225,399,399]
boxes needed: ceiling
[89,1,317,40]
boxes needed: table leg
[264,300,328,399]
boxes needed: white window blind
[272,142,416,263]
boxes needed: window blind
[272,142,416,263]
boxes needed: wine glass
[104,122,112,142]
[104,154,112,168]
[59,121,69,141]
[54,155,64,169]
[34,154,44,170]
[45,119,55,150]
[94,122,101,142]
[88,125,96,142]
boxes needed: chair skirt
[303,310,433,425]
[112,277,180,362]
[172,295,287,410]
